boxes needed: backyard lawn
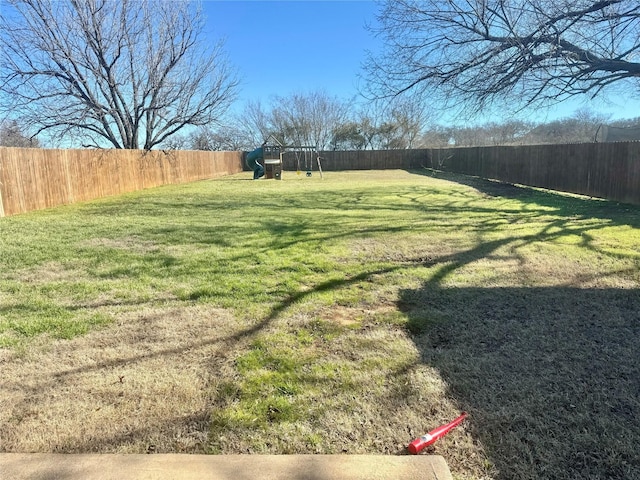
[1,169,639,480]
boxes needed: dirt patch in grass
[320,305,365,327]
[7,262,88,284]
[80,236,161,254]
[0,305,250,453]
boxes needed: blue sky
[203,0,639,125]
[203,1,378,104]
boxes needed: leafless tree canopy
[237,91,349,150]
[270,91,350,150]
[183,94,429,152]
[0,119,40,147]
[364,0,640,111]
[0,0,238,149]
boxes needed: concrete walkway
[1,454,452,480]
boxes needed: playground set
[245,138,323,180]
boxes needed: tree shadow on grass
[400,282,640,480]
[398,171,640,479]
[413,169,640,227]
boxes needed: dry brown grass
[0,300,490,474]
[0,305,249,453]
[205,306,492,478]
[6,262,89,284]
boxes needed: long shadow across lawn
[400,172,640,480]
[420,169,640,226]
[400,283,640,480]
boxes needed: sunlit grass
[1,170,639,479]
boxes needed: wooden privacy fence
[2,142,639,216]
[282,149,426,171]
[0,147,243,217]
[424,142,640,206]
[287,143,639,206]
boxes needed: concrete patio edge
[0,453,453,480]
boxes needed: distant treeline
[183,101,640,151]
[3,94,639,152]
[420,113,640,148]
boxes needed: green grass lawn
[1,169,639,480]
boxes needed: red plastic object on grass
[407,412,467,455]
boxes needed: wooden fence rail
[0,147,243,217]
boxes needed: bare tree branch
[0,0,238,149]
[364,0,640,112]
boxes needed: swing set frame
[262,136,323,179]
[288,145,323,179]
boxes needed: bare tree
[570,107,612,141]
[271,91,349,149]
[487,120,534,145]
[0,0,238,149]
[238,91,349,150]
[188,123,254,151]
[610,116,640,128]
[364,0,640,112]
[418,125,453,148]
[238,100,273,148]
[352,105,385,150]
[388,98,428,148]
[0,119,40,147]
[528,107,611,142]
[330,122,367,150]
